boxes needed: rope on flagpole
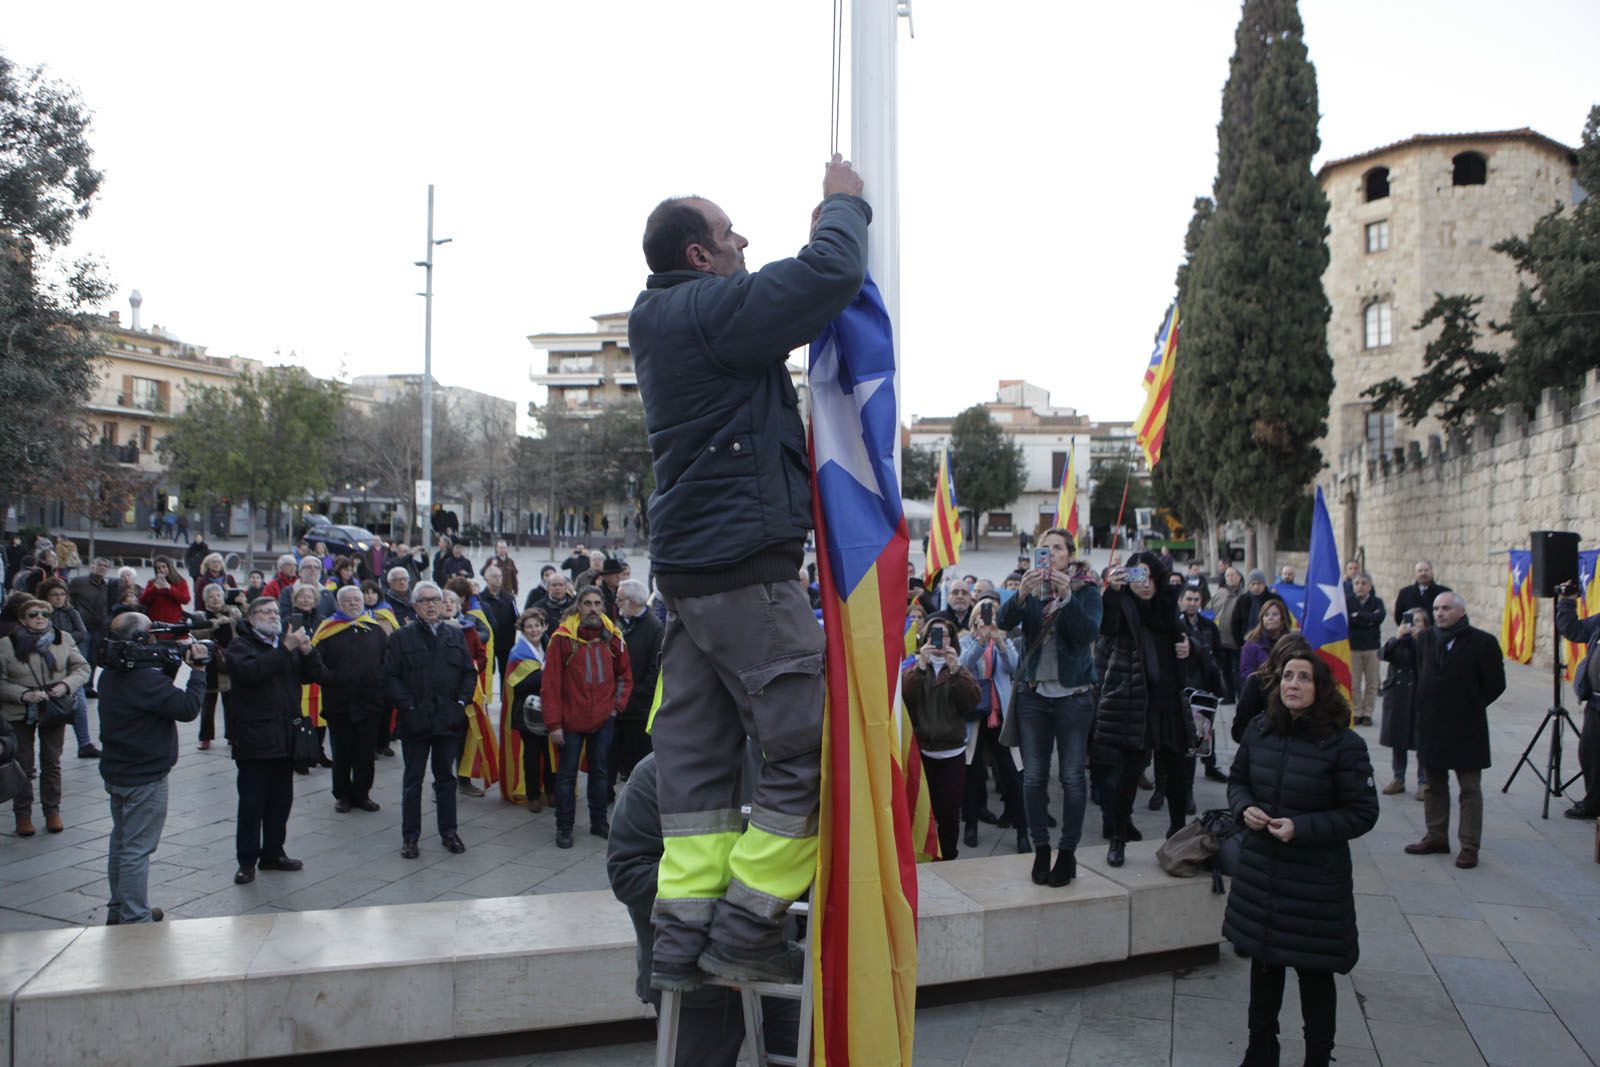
[829,0,845,155]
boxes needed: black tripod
[1502,597,1584,818]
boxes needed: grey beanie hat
[1247,569,1268,585]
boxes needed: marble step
[3,844,1224,1067]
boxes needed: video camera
[102,620,215,673]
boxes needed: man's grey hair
[412,580,442,605]
[617,579,649,607]
[276,554,297,571]
[335,585,364,608]
[298,557,323,576]
[93,557,112,568]
[291,583,322,602]
[387,567,410,584]
[1356,572,1374,584]
[109,612,150,640]
[1436,591,1466,613]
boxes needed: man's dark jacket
[619,609,664,721]
[316,621,388,722]
[226,628,324,761]
[97,661,206,786]
[480,589,519,664]
[1393,582,1451,626]
[1557,598,1600,709]
[68,575,111,633]
[1177,610,1224,695]
[382,621,477,740]
[629,193,871,593]
[384,590,417,627]
[1413,623,1507,770]
[1346,593,1386,652]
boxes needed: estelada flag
[457,606,501,787]
[1500,549,1536,665]
[299,613,369,728]
[1300,487,1353,708]
[1133,302,1179,469]
[809,274,923,1067]
[499,634,543,802]
[1565,550,1600,681]
[925,446,962,582]
[1053,447,1079,540]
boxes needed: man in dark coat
[226,597,323,884]
[1404,592,1506,868]
[315,587,388,814]
[382,580,478,859]
[1177,586,1226,784]
[1392,559,1451,625]
[611,579,664,796]
[479,563,519,677]
[1345,573,1386,726]
[1556,587,1600,819]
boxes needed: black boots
[964,822,979,848]
[1047,849,1076,887]
[1302,1038,1333,1067]
[1107,837,1126,867]
[1238,1029,1280,1067]
[1031,846,1051,885]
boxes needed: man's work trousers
[105,777,168,923]
[1350,649,1380,720]
[652,580,825,967]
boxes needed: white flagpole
[850,0,905,468]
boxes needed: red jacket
[542,616,632,735]
[139,578,191,624]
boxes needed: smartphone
[1124,564,1150,585]
[928,628,944,649]
[980,602,995,626]
[1033,547,1051,569]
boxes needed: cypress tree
[1177,0,1330,571]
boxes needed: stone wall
[1329,373,1600,669]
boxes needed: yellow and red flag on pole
[1564,550,1599,680]
[1300,487,1353,708]
[925,445,962,582]
[1133,302,1179,469]
[1500,549,1536,664]
[1053,447,1079,541]
[809,275,921,1066]
[300,613,369,727]
[498,633,543,802]
[457,600,501,787]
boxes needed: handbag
[1156,807,1244,894]
[290,715,319,774]
[38,693,76,728]
[0,759,26,804]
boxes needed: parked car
[297,513,333,541]
[308,525,383,577]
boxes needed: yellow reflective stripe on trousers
[658,831,740,900]
[726,824,818,905]
[645,671,664,734]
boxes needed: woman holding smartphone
[901,612,978,861]
[1225,652,1378,1067]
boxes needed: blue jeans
[105,778,168,923]
[1017,688,1095,850]
[72,687,91,750]
[1390,748,1428,787]
[555,716,614,832]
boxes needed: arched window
[1452,151,1487,186]
[1364,166,1390,202]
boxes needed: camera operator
[1556,581,1600,819]
[96,612,209,923]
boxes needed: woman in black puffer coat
[1095,551,1191,863]
[1224,646,1379,1067]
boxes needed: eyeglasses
[415,595,442,603]
[23,611,49,619]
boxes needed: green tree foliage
[518,403,653,546]
[1362,294,1505,429]
[1490,104,1600,412]
[901,442,937,501]
[1178,0,1330,568]
[159,367,345,557]
[0,52,110,524]
[947,405,1025,550]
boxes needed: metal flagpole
[415,185,451,541]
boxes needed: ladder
[654,900,814,1067]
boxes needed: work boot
[45,813,63,833]
[1107,836,1126,868]
[15,815,35,838]
[1454,847,1478,869]
[1382,779,1405,795]
[1032,845,1051,885]
[699,939,805,986]
[650,957,703,993]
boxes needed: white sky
[4,1,1596,428]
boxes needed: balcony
[99,442,140,464]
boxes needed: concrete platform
[0,848,1224,1067]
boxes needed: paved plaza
[2,544,1598,1065]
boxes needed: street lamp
[415,184,452,542]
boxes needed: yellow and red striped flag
[498,634,542,802]
[1053,447,1079,540]
[458,600,501,787]
[925,446,962,582]
[1134,302,1180,469]
[809,275,921,1066]
[1500,549,1536,664]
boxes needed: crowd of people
[0,533,665,917]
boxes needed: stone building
[1315,128,1579,557]
[909,381,1141,543]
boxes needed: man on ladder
[629,155,870,991]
